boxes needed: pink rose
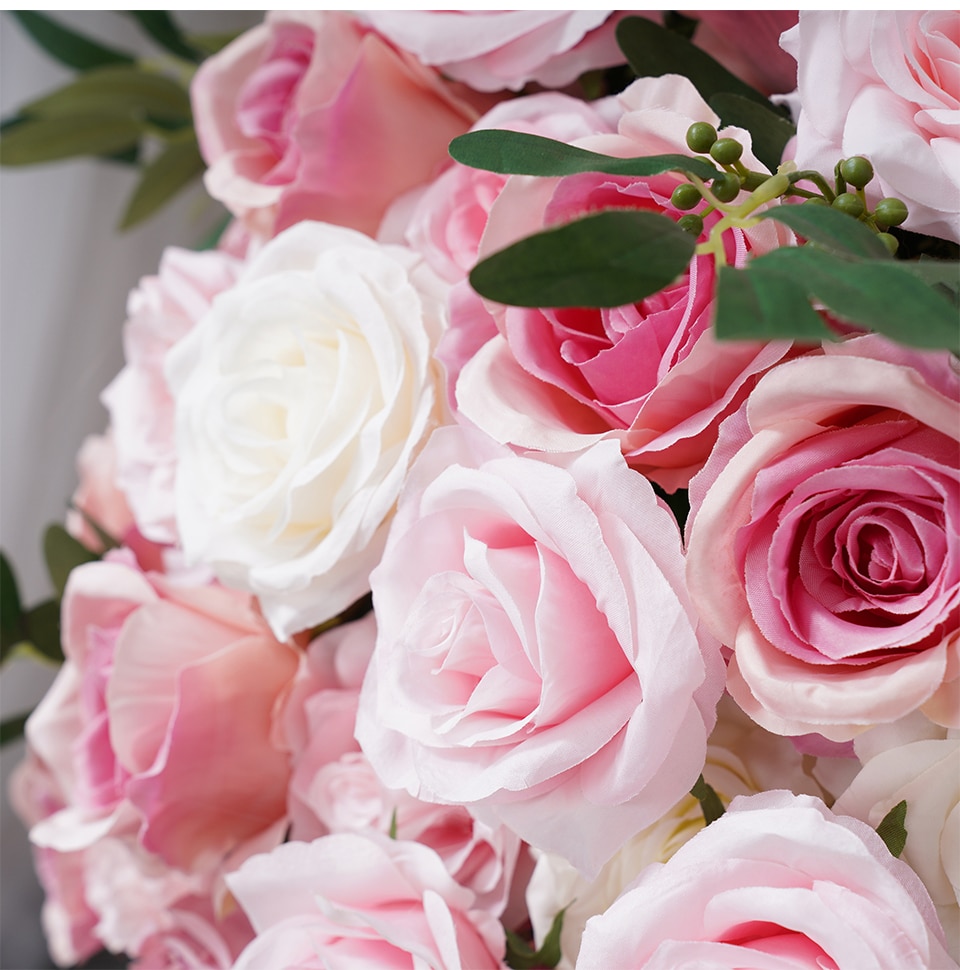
[576,790,957,969]
[364,11,625,93]
[191,11,481,238]
[282,614,521,914]
[782,11,960,243]
[456,75,794,492]
[227,833,506,969]
[686,11,799,95]
[356,426,723,877]
[101,247,242,546]
[386,91,619,408]
[24,552,299,872]
[686,335,960,741]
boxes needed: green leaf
[43,524,98,599]
[21,599,63,665]
[715,262,833,343]
[184,31,242,57]
[470,210,696,309]
[0,712,29,747]
[876,800,908,858]
[21,66,192,124]
[128,11,202,62]
[12,11,134,71]
[690,774,725,826]
[0,113,142,166]
[1,552,23,660]
[616,17,772,110]
[505,907,567,969]
[120,133,204,229]
[449,130,719,181]
[717,248,960,352]
[759,205,891,260]
[709,93,796,174]
[388,808,398,840]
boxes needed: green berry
[709,137,743,166]
[802,196,830,207]
[670,183,702,211]
[839,156,874,189]
[677,214,704,236]
[873,197,909,228]
[686,122,718,154]
[711,173,741,203]
[878,232,899,256]
[832,192,865,218]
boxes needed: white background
[0,12,257,967]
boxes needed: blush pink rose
[227,833,506,969]
[356,426,724,877]
[364,11,625,93]
[456,75,794,492]
[101,247,242,546]
[781,11,960,243]
[576,790,957,970]
[191,11,481,239]
[281,614,521,914]
[686,335,960,742]
[23,551,299,873]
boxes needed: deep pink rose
[385,91,619,408]
[356,426,723,877]
[101,247,241,546]
[686,11,799,95]
[364,11,625,93]
[227,833,506,969]
[686,335,960,741]
[576,790,957,970]
[23,552,299,872]
[456,76,793,492]
[191,11,481,238]
[782,11,960,243]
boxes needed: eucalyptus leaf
[43,524,99,599]
[449,130,719,181]
[128,11,202,62]
[690,774,725,826]
[876,800,908,858]
[759,205,891,260]
[616,17,772,110]
[21,66,192,124]
[470,210,696,308]
[12,12,134,70]
[1,552,23,661]
[22,600,64,665]
[120,133,204,229]
[709,93,796,173]
[0,712,29,747]
[0,114,142,166]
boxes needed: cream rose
[166,221,447,637]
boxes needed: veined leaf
[616,17,772,110]
[759,205,891,260]
[12,11,133,70]
[0,113,141,166]
[120,133,205,229]
[128,11,203,62]
[470,210,696,309]
[449,130,719,181]
[710,93,796,174]
[21,66,192,124]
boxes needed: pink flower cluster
[10,9,959,969]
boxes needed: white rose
[835,713,960,963]
[166,222,447,637]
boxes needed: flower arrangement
[1,10,957,969]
